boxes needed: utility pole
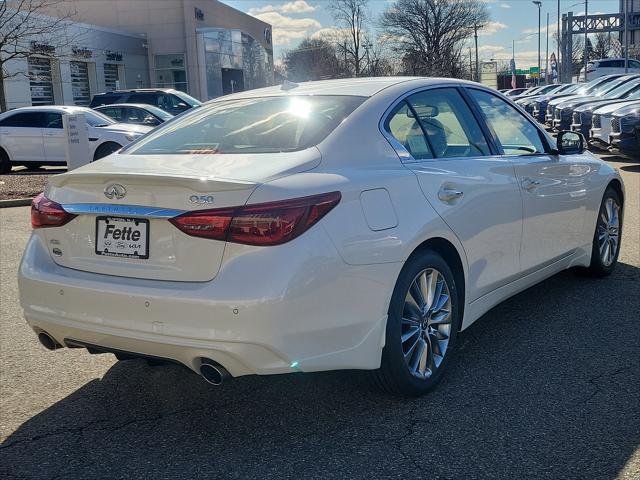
[546,12,550,84]
[557,0,561,79]
[474,24,479,82]
[469,48,473,81]
[584,0,589,81]
[624,0,629,72]
[532,1,542,86]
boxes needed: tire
[0,148,11,174]
[93,142,122,161]
[371,250,461,397]
[584,187,623,277]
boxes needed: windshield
[84,110,116,127]
[125,95,365,155]
[604,80,640,99]
[577,76,619,95]
[593,77,632,96]
[145,105,174,120]
[172,90,202,108]
[562,84,581,93]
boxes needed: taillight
[31,193,77,228]
[169,191,341,246]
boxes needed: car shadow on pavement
[1,265,639,479]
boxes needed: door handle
[522,178,541,191]
[438,188,464,203]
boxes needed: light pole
[545,12,550,84]
[533,1,542,86]
[583,0,589,81]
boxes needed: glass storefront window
[154,54,188,93]
[201,29,273,100]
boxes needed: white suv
[0,106,152,173]
[580,58,640,81]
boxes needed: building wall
[2,23,149,110]
[46,0,273,99]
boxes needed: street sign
[62,113,89,171]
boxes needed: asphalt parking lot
[0,154,638,480]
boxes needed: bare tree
[282,38,347,82]
[379,0,489,78]
[329,0,368,77]
[0,0,78,111]
[593,33,612,60]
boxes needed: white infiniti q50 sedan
[18,77,624,396]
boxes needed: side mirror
[143,115,157,125]
[557,130,586,155]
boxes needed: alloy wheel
[401,268,452,379]
[597,197,620,267]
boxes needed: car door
[384,87,523,301]
[467,88,591,273]
[42,112,66,163]
[0,112,45,162]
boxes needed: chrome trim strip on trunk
[61,203,186,218]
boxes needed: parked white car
[19,78,624,396]
[590,100,640,150]
[0,106,152,173]
[579,58,640,81]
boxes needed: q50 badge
[188,195,215,205]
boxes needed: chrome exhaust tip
[199,362,229,386]
[37,332,60,350]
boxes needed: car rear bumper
[19,230,399,377]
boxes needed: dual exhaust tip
[38,331,230,386]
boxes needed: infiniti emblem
[104,184,127,200]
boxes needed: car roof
[0,105,92,116]
[95,103,157,110]
[95,89,176,95]
[206,77,473,102]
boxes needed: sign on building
[62,113,89,170]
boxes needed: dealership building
[2,0,274,110]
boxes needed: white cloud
[500,3,511,8]
[251,11,322,46]
[478,21,508,36]
[249,1,316,15]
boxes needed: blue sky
[223,0,622,68]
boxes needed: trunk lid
[43,149,320,281]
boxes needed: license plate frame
[95,216,150,259]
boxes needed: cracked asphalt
[1,155,638,479]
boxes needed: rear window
[124,95,364,155]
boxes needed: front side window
[385,88,490,159]
[125,95,364,155]
[0,112,44,128]
[469,89,546,155]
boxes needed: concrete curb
[0,198,33,208]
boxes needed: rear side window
[385,88,490,159]
[90,95,121,107]
[0,112,45,127]
[129,93,158,105]
[125,95,365,155]
[99,107,123,121]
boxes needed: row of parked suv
[505,75,640,159]
[0,88,201,173]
